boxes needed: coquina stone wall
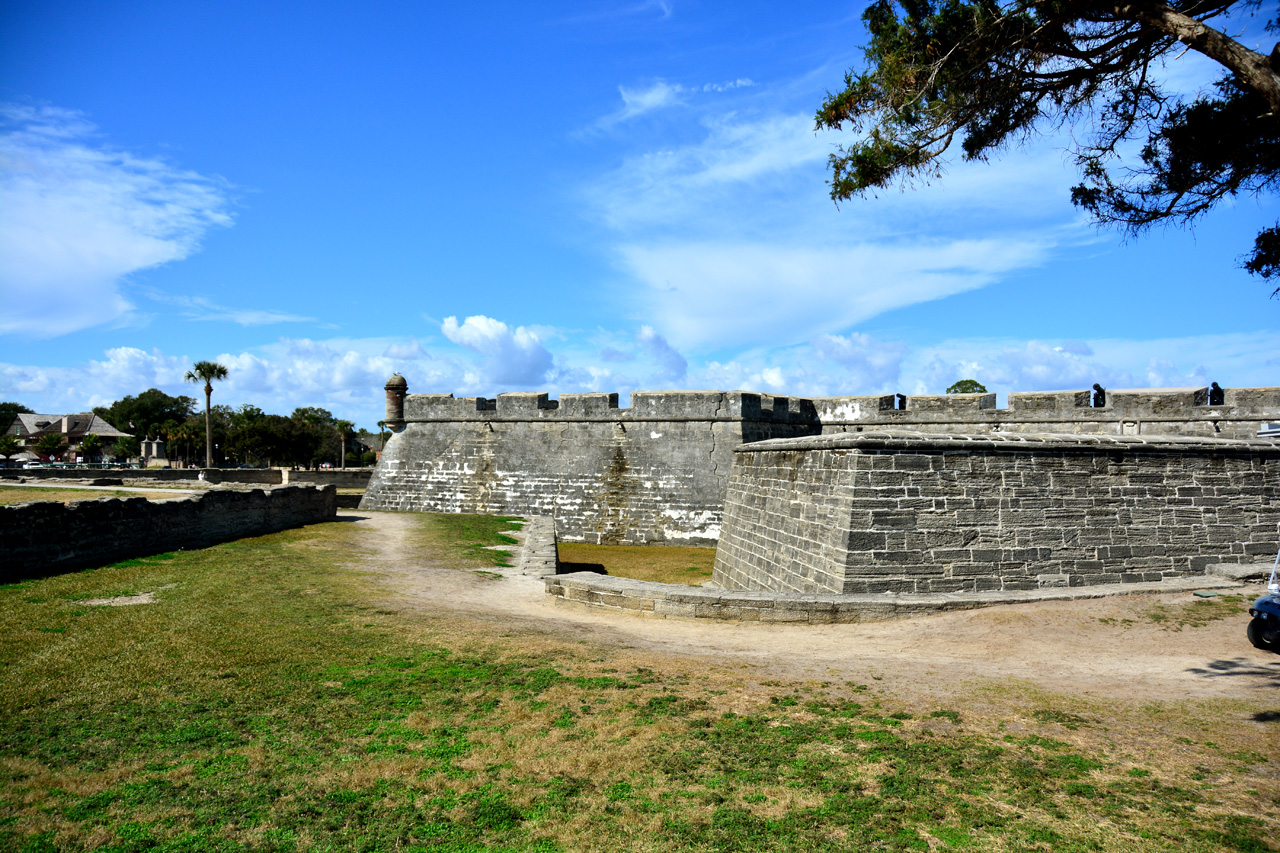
[712,431,1280,595]
[362,380,1278,545]
[284,469,372,488]
[361,391,815,545]
[812,386,1279,440]
[1,485,337,581]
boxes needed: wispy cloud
[0,104,234,338]
[582,88,1093,352]
[613,81,685,122]
[592,78,757,129]
[150,293,315,326]
[560,0,674,26]
[620,238,1050,351]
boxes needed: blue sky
[2,0,1277,431]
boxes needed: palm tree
[79,433,104,464]
[0,435,20,469]
[35,433,68,463]
[184,361,229,468]
[334,419,354,470]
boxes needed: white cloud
[383,337,427,359]
[637,324,687,383]
[616,81,685,121]
[621,238,1049,350]
[441,315,554,385]
[0,346,188,411]
[903,331,1280,397]
[810,332,906,389]
[0,104,233,338]
[3,329,1275,431]
[701,78,754,93]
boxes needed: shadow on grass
[1185,657,1280,688]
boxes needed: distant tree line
[87,389,374,468]
[0,392,374,468]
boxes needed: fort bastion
[361,378,1279,551]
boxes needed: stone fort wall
[361,382,1278,544]
[811,386,1278,440]
[361,391,815,545]
[712,432,1280,594]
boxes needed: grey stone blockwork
[712,431,1280,595]
[362,379,1278,545]
[813,386,1279,440]
[361,390,815,544]
[546,570,1239,623]
[1,486,337,581]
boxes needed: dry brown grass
[557,542,716,585]
[0,485,184,504]
[2,516,1276,852]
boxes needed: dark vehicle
[1247,553,1280,653]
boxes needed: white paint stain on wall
[819,401,866,421]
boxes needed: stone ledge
[516,516,559,577]
[1206,560,1278,582]
[544,572,1245,624]
[739,430,1280,456]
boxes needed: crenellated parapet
[814,386,1279,439]
[401,389,818,425]
[363,383,818,545]
[364,377,1280,545]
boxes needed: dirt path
[342,510,1280,708]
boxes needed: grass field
[0,485,184,505]
[0,516,1274,852]
[557,543,715,585]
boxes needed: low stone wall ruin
[284,469,372,488]
[712,431,1280,595]
[1,485,338,581]
[0,467,283,485]
[1,468,374,488]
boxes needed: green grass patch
[406,512,524,568]
[557,542,716,585]
[0,519,1274,852]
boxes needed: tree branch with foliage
[816,0,1280,295]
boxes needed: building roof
[6,413,132,441]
